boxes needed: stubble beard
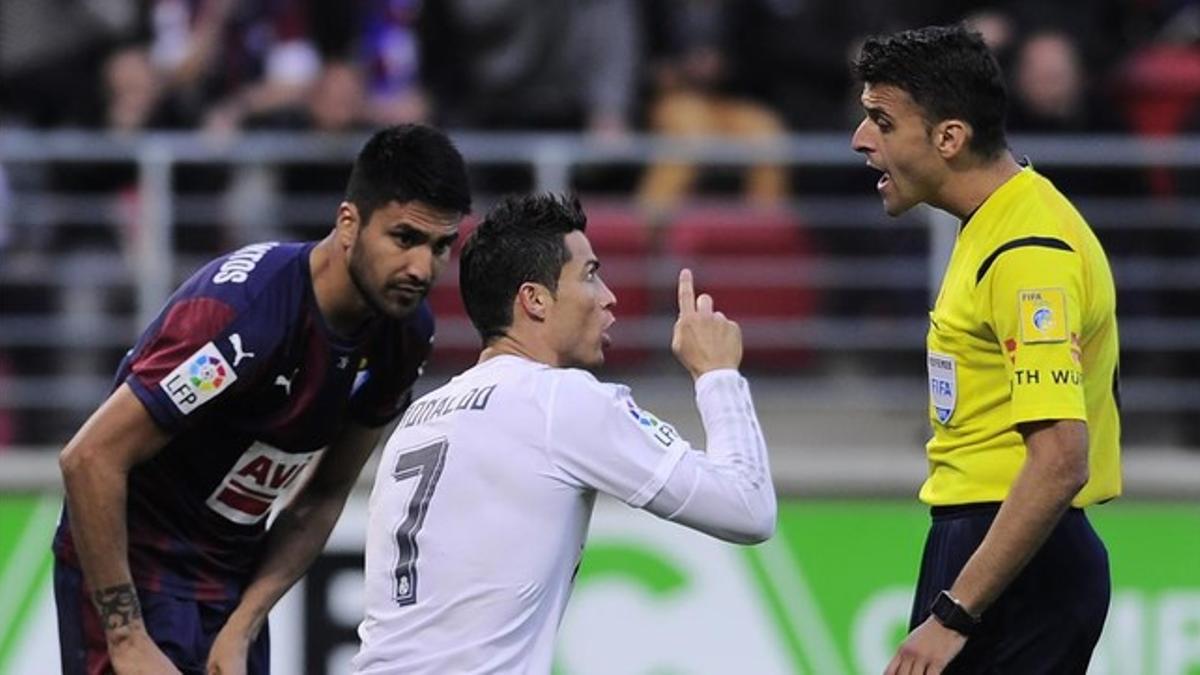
[349,251,413,321]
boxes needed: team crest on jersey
[1019,288,1068,344]
[206,442,322,525]
[624,399,678,447]
[928,351,956,425]
[159,342,238,415]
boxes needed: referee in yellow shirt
[851,25,1121,674]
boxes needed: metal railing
[2,130,1199,448]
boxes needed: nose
[406,245,436,283]
[851,117,874,156]
[601,278,617,310]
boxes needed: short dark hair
[344,124,472,223]
[460,194,588,344]
[853,24,1008,159]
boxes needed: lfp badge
[928,351,957,424]
[190,354,229,391]
[160,341,238,415]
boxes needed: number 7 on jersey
[390,437,449,606]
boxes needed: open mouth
[600,317,615,349]
[865,159,890,192]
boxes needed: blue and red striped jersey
[54,241,434,601]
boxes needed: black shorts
[54,561,271,675]
[910,503,1110,674]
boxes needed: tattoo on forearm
[93,584,142,630]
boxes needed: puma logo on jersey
[229,333,255,367]
[275,368,298,396]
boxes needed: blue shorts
[54,561,270,675]
[909,503,1110,674]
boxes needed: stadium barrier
[1,488,1197,674]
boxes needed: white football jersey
[354,355,773,674]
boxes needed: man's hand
[671,268,742,379]
[884,616,967,675]
[206,623,252,675]
[108,629,181,675]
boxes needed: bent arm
[948,419,1089,616]
[59,383,172,642]
[215,423,383,643]
[644,369,776,544]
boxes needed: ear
[515,282,552,322]
[336,202,361,250]
[933,119,970,160]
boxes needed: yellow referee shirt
[922,166,1121,507]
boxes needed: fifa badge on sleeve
[1018,288,1068,344]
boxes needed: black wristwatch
[929,590,981,636]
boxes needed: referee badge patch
[928,351,956,425]
[1018,288,1068,344]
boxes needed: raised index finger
[677,268,696,315]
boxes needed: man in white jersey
[354,193,776,674]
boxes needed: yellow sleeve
[983,244,1087,425]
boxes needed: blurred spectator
[1007,30,1127,133]
[237,61,374,243]
[905,1,1135,81]
[964,8,1017,54]
[148,0,234,113]
[418,0,639,136]
[201,0,323,133]
[636,0,789,209]
[309,61,370,131]
[103,47,165,132]
[0,0,141,128]
[360,0,429,125]
[1006,29,1145,198]
[1112,35,1200,197]
[249,60,371,132]
[731,0,898,131]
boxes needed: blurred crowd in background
[3,0,1200,211]
[2,0,1200,450]
[1,0,1199,143]
[2,0,1200,231]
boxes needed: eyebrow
[864,106,891,122]
[389,223,459,247]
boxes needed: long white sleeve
[643,369,777,543]
[544,367,775,544]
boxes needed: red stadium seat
[1115,45,1200,195]
[665,202,819,368]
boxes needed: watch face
[931,591,978,636]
